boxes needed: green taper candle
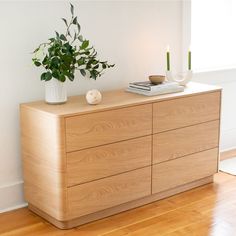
[167,46,170,71]
[188,49,191,70]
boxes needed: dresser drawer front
[67,167,151,218]
[67,136,152,186]
[65,104,152,152]
[153,92,221,133]
[153,121,219,164]
[152,148,218,194]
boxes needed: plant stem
[65,16,73,37]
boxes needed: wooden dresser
[20,82,221,229]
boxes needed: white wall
[0,1,183,212]
[193,69,236,151]
[182,0,236,151]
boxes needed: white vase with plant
[32,3,114,104]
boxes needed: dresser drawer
[152,148,218,194]
[67,167,151,218]
[65,104,152,152]
[153,120,219,164]
[67,136,152,186]
[153,92,220,133]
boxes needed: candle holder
[165,70,192,86]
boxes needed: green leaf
[64,71,74,81]
[60,34,67,41]
[92,51,97,57]
[55,31,59,38]
[41,72,47,81]
[62,18,68,27]
[68,77,73,82]
[92,59,98,65]
[72,16,77,24]
[51,57,60,68]
[102,63,107,69]
[80,40,89,50]
[59,74,66,82]
[90,70,97,80]
[79,51,89,56]
[78,35,83,42]
[62,54,73,66]
[69,73,75,81]
[49,38,55,42]
[64,42,72,52]
[42,55,49,65]
[80,69,86,76]
[77,57,85,66]
[73,31,77,41]
[93,64,99,70]
[45,72,52,81]
[86,64,91,70]
[77,23,81,33]
[33,47,40,53]
[70,3,74,16]
[52,70,59,79]
[34,61,41,67]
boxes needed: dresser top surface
[20,82,221,117]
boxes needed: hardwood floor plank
[0,208,40,234]
[74,201,175,236]
[163,217,217,236]
[0,173,236,236]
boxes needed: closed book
[129,81,179,92]
[126,86,184,96]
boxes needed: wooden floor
[1,173,236,236]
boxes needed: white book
[126,85,184,96]
[129,81,180,92]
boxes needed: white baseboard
[220,146,236,154]
[0,181,27,213]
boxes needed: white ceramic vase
[45,79,67,104]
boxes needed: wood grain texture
[67,136,152,186]
[20,106,67,221]
[67,167,151,219]
[153,120,220,164]
[2,173,236,235]
[28,176,212,229]
[153,91,221,133]
[20,82,221,118]
[65,104,152,152]
[19,82,222,229]
[152,148,218,194]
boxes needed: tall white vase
[45,79,67,104]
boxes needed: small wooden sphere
[86,89,102,105]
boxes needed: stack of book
[126,81,184,96]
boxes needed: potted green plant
[32,3,114,104]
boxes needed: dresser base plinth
[28,175,213,229]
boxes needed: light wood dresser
[20,82,221,229]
